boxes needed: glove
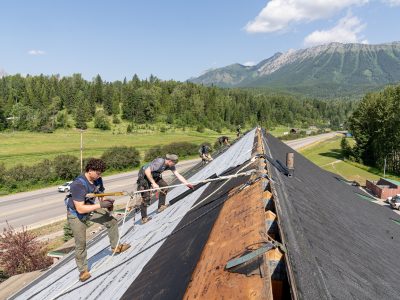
[100,199,114,210]
[186,183,194,190]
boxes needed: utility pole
[384,157,387,178]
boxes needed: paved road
[285,132,338,150]
[0,158,200,231]
[0,132,340,231]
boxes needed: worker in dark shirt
[66,158,130,282]
[236,125,241,138]
[137,154,193,223]
[217,136,230,147]
[199,144,213,164]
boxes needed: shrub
[144,146,164,162]
[4,165,29,189]
[0,223,52,276]
[126,124,132,133]
[163,142,199,157]
[340,137,353,158]
[53,155,80,180]
[144,142,199,162]
[30,159,54,183]
[112,115,121,124]
[94,111,111,130]
[196,125,205,133]
[0,163,6,186]
[101,146,140,170]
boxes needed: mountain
[189,42,400,98]
[0,68,7,78]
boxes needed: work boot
[79,269,91,282]
[111,243,131,254]
[157,204,170,213]
[141,216,152,224]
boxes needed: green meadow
[299,136,400,185]
[0,127,235,169]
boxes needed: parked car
[388,194,400,210]
[58,181,72,192]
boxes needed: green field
[269,126,291,137]
[0,127,235,169]
[299,136,400,185]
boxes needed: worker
[137,154,194,224]
[217,136,230,147]
[199,144,213,164]
[66,158,130,282]
[236,125,241,138]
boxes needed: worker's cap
[165,154,179,163]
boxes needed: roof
[384,178,400,187]
[263,131,400,299]
[11,129,258,300]
[11,127,400,300]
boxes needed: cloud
[303,13,367,46]
[244,0,368,33]
[243,61,256,66]
[28,50,46,55]
[382,0,400,6]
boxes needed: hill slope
[190,42,400,98]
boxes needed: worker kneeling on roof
[137,154,194,224]
[66,158,130,282]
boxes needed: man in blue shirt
[67,158,130,282]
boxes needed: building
[366,178,400,199]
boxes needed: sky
[0,0,399,82]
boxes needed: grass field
[299,136,400,185]
[0,127,235,168]
[269,126,291,137]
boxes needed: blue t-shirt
[67,175,97,210]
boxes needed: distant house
[366,178,400,199]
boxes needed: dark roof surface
[263,131,400,300]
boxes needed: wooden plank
[184,181,273,300]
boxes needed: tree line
[346,84,400,175]
[0,73,356,132]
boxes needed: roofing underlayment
[11,129,258,300]
[11,128,400,300]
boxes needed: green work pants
[67,208,119,272]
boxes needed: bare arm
[74,200,100,214]
[145,167,159,188]
[173,170,190,185]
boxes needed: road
[0,132,339,231]
[285,132,338,150]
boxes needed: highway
[0,132,339,231]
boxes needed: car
[388,194,400,210]
[58,181,73,192]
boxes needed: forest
[347,84,400,175]
[0,73,357,132]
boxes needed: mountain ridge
[190,42,400,98]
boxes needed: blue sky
[0,0,399,82]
